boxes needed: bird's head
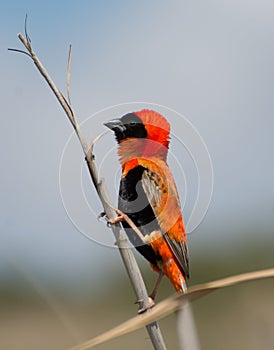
[104,109,170,163]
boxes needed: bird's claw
[97,210,124,226]
[102,208,127,226]
[106,215,124,225]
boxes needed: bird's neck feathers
[118,138,169,165]
[118,109,170,167]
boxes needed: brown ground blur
[1,247,274,350]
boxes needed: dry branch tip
[24,14,32,46]
[7,47,32,58]
[89,131,108,154]
[14,26,167,350]
[67,44,72,105]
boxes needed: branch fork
[10,22,167,350]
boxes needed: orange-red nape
[118,109,171,167]
[134,109,170,149]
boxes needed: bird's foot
[147,271,164,301]
[97,210,125,226]
[105,209,148,245]
[101,209,126,226]
[106,215,124,225]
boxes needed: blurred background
[1,1,274,349]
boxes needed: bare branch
[7,47,32,57]
[177,302,201,350]
[13,31,167,350]
[69,267,274,350]
[67,44,72,105]
[17,33,78,129]
[89,130,108,154]
[24,14,32,47]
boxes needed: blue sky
[1,1,274,294]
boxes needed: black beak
[104,119,126,133]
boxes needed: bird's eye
[129,121,136,126]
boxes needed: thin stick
[176,280,200,350]
[17,34,79,134]
[69,267,274,350]
[14,31,167,350]
[177,302,201,350]
[67,44,72,105]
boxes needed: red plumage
[105,109,189,296]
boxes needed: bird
[104,109,189,299]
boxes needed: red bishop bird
[104,109,189,298]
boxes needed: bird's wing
[163,231,189,279]
[139,158,189,279]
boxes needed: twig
[176,280,200,350]
[17,34,78,132]
[7,47,32,57]
[67,44,72,105]
[177,302,201,350]
[69,267,274,349]
[13,30,167,350]
[89,130,108,154]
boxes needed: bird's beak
[104,119,126,133]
